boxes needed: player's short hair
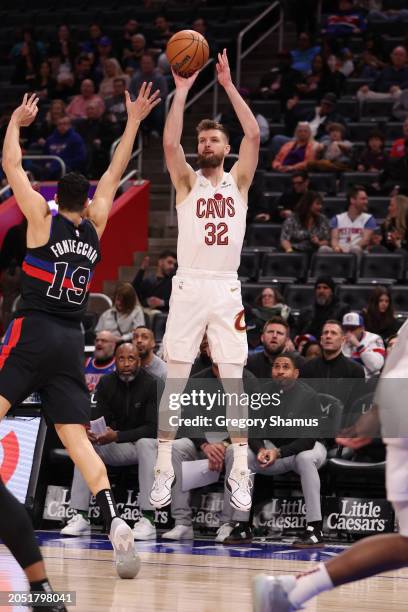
[196,119,229,142]
[263,316,289,333]
[57,172,90,212]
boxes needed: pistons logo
[234,309,246,332]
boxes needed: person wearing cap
[296,276,349,338]
[284,92,347,142]
[342,312,385,379]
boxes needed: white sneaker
[252,575,302,612]
[162,525,194,540]
[149,467,175,508]
[60,514,91,536]
[227,468,253,511]
[109,517,141,579]
[215,522,235,543]
[133,517,157,540]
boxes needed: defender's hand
[12,93,39,127]
[126,83,161,122]
[216,49,232,88]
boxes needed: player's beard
[197,153,224,168]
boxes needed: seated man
[85,330,117,392]
[218,353,327,547]
[61,342,160,536]
[132,250,177,313]
[357,46,408,103]
[342,312,385,379]
[132,325,167,381]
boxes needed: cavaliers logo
[234,309,246,332]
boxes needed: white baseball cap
[342,312,364,328]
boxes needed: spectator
[258,51,303,105]
[66,79,105,120]
[43,116,87,177]
[379,194,408,251]
[246,317,303,377]
[323,0,367,37]
[390,117,408,159]
[105,78,128,128]
[285,92,346,140]
[308,122,353,172]
[342,312,385,378]
[85,330,117,392]
[301,340,322,361]
[297,276,349,338]
[122,34,146,74]
[247,287,291,348]
[272,123,317,172]
[93,36,114,84]
[281,191,330,253]
[150,14,174,53]
[264,170,311,222]
[290,32,321,74]
[219,353,327,547]
[27,60,57,102]
[165,354,257,542]
[295,54,345,100]
[357,46,408,102]
[0,219,26,330]
[119,19,143,61]
[393,88,408,121]
[132,251,177,312]
[362,286,401,341]
[191,17,217,57]
[48,23,79,69]
[75,101,117,178]
[379,139,408,195]
[133,326,167,381]
[321,186,377,255]
[98,59,129,99]
[60,342,160,537]
[81,23,104,57]
[354,34,386,80]
[71,54,97,93]
[95,282,145,341]
[368,1,408,23]
[29,99,66,148]
[300,320,365,407]
[357,130,388,172]
[11,29,42,86]
[129,54,167,135]
[190,333,212,376]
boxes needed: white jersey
[176,170,247,272]
[330,211,377,249]
[342,330,385,378]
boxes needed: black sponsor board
[323,497,395,535]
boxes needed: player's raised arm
[89,82,161,238]
[163,69,198,198]
[216,49,260,194]
[2,94,48,223]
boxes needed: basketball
[166,30,209,77]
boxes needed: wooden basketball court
[1,533,407,611]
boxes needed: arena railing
[0,155,66,200]
[236,1,284,89]
[110,132,143,180]
[168,152,238,226]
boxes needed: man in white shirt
[341,312,385,378]
[319,185,377,256]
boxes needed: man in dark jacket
[284,93,346,140]
[61,342,161,536]
[220,353,327,547]
[43,116,86,178]
[297,276,349,338]
[132,250,177,312]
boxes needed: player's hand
[125,83,161,122]
[216,49,232,88]
[96,427,118,445]
[335,436,373,450]
[171,67,200,90]
[12,93,39,127]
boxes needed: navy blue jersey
[20,214,101,322]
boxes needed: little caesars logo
[255,498,307,531]
[326,498,388,533]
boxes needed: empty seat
[360,100,394,121]
[336,98,359,121]
[87,293,112,316]
[308,173,337,195]
[284,283,315,311]
[264,172,291,192]
[348,123,380,142]
[310,253,356,283]
[251,100,281,122]
[368,197,389,220]
[246,223,281,248]
[339,172,379,193]
[358,253,405,284]
[238,249,261,281]
[345,79,371,95]
[385,122,404,140]
[392,287,408,314]
[260,253,308,283]
[338,284,376,311]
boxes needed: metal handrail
[110,132,143,179]
[118,168,146,190]
[169,152,239,226]
[163,58,218,172]
[236,1,284,88]
[22,155,66,176]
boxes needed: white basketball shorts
[162,268,248,365]
[385,442,408,536]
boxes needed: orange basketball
[166,30,209,77]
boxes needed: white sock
[231,442,248,471]
[289,563,333,608]
[156,439,173,471]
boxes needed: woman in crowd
[280,191,330,253]
[246,287,292,348]
[357,130,388,173]
[95,282,145,340]
[380,194,408,252]
[272,122,317,173]
[363,286,401,341]
[98,58,130,99]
